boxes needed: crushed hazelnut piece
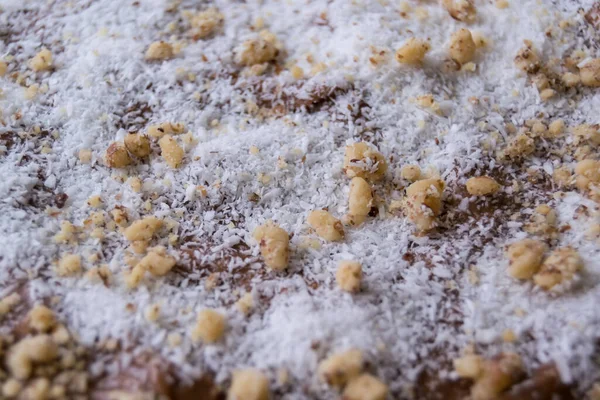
[533,247,583,290]
[454,354,483,379]
[575,159,600,191]
[562,72,580,87]
[502,329,517,343]
[167,332,182,347]
[87,195,103,208]
[123,216,162,241]
[344,177,373,226]
[105,142,132,168]
[514,40,540,73]
[124,133,151,158]
[343,374,388,400]
[503,133,535,159]
[495,0,509,8]
[2,378,22,398]
[110,208,129,227]
[580,59,600,87]
[318,349,363,387]
[145,41,174,61]
[506,239,547,279]
[190,8,223,39]
[235,293,254,315]
[249,145,260,155]
[57,254,82,276]
[235,32,279,66]
[470,353,523,400]
[343,142,387,181]
[29,48,53,71]
[401,164,421,182]
[137,247,176,276]
[572,124,600,146]
[553,166,572,187]
[540,88,556,101]
[443,0,476,22]
[147,122,185,138]
[336,260,363,293]
[144,304,160,322]
[403,178,445,231]
[0,60,7,76]
[395,38,430,65]
[290,65,304,79]
[78,149,92,164]
[159,134,184,168]
[253,222,290,271]
[28,305,56,332]
[0,293,21,318]
[8,335,58,379]
[449,28,476,65]
[307,210,345,241]
[548,119,565,137]
[191,309,226,343]
[228,369,270,400]
[466,176,500,196]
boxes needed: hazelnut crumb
[466,176,500,196]
[318,349,363,387]
[580,59,600,87]
[506,239,547,280]
[78,149,92,164]
[343,374,388,400]
[144,304,160,322]
[191,309,226,343]
[470,353,523,400]
[400,164,421,182]
[253,222,290,271]
[124,133,151,158]
[454,354,483,379]
[87,195,103,208]
[443,0,476,22]
[343,142,387,181]
[336,260,363,293]
[167,332,182,347]
[344,177,373,226]
[145,41,174,61]
[137,247,176,276]
[235,293,254,315]
[105,142,132,168]
[159,134,184,168]
[395,38,430,65]
[449,28,476,65]
[403,178,445,231]
[228,369,270,400]
[57,254,82,276]
[123,216,162,241]
[147,122,185,138]
[29,48,53,71]
[234,31,279,66]
[307,210,345,241]
[502,329,517,343]
[0,293,21,318]
[28,305,56,332]
[533,247,583,290]
[514,40,540,73]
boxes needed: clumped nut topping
[506,239,547,280]
[0,293,21,319]
[503,133,535,159]
[252,222,290,271]
[307,210,345,241]
[514,40,540,73]
[470,353,524,400]
[28,305,56,332]
[8,335,58,379]
[449,28,476,65]
[318,349,364,387]
[234,31,279,66]
[343,142,387,181]
[137,247,176,276]
[580,59,600,87]
[336,261,363,293]
[345,177,373,226]
[57,254,82,276]
[401,164,421,182]
[191,309,226,343]
[575,159,600,191]
[572,124,600,146]
[466,176,500,196]
[29,48,53,71]
[124,133,151,158]
[123,216,162,242]
[228,369,270,400]
[342,374,389,400]
[395,38,430,65]
[442,0,476,22]
[147,122,186,138]
[190,8,223,39]
[404,178,445,231]
[105,142,132,168]
[159,134,184,168]
[533,247,583,290]
[145,41,174,61]
[453,354,483,379]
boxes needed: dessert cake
[1,0,600,399]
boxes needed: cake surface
[1,0,600,399]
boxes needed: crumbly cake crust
[1,0,600,399]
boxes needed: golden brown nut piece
[253,222,290,271]
[105,142,132,168]
[404,178,445,231]
[308,210,345,241]
[343,142,387,181]
[395,38,430,65]
[506,239,547,279]
[443,0,476,23]
[533,247,583,290]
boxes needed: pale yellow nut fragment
[395,38,430,65]
[343,142,387,181]
[449,28,476,65]
[580,59,600,87]
[29,48,53,71]
[191,309,226,343]
[318,349,364,387]
[126,265,146,289]
[495,0,509,9]
[54,221,77,243]
[78,149,92,164]
[453,354,483,379]
[144,304,160,322]
[503,133,535,159]
[470,353,523,400]
[22,378,50,400]
[533,247,583,290]
[562,72,580,87]
[190,8,223,39]
[145,41,174,61]
[159,134,184,168]
[111,208,129,227]
[336,260,362,293]
[548,119,565,137]
[540,88,556,101]
[57,254,81,276]
[343,374,388,400]
[137,247,176,276]
[228,369,270,400]
[443,0,476,22]
[253,222,289,271]
[7,335,58,379]
[514,40,540,73]
[105,142,132,168]
[124,133,151,158]
[0,60,7,76]
[345,177,373,226]
[290,65,304,79]
[401,164,421,182]
[506,239,547,280]
[235,293,254,315]
[466,176,500,196]
[147,122,186,138]
[28,305,56,332]
[0,293,21,318]
[2,378,22,398]
[575,159,600,191]
[307,210,344,241]
[404,178,445,231]
[123,216,162,241]
[572,124,600,146]
[235,34,278,66]
[167,333,182,347]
